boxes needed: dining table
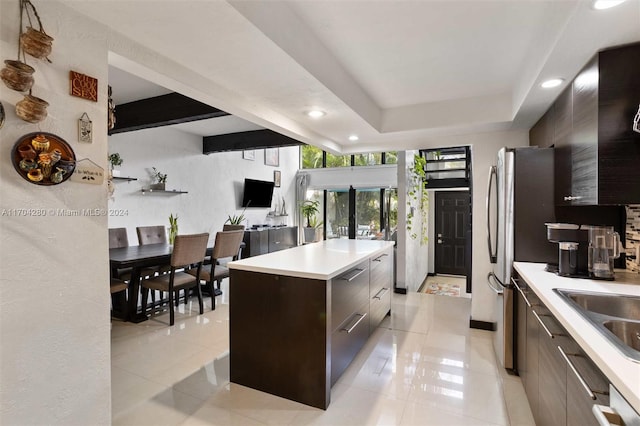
[110,243,215,323]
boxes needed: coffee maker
[546,223,590,277]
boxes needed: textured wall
[107,127,299,242]
[0,1,111,424]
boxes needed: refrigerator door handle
[487,272,504,295]
[486,165,498,264]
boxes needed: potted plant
[168,213,178,244]
[300,200,320,243]
[108,153,123,177]
[224,208,246,230]
[151,167,167,190]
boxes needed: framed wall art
[265,148,279,166]
[243,150,255,160]
[274,170,281,187]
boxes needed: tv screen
[242,178,274,208]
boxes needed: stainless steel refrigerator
[486,147,556,371]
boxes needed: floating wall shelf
[141,188,188,195]
[113,176,137,182]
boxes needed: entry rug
[423,282,461,297]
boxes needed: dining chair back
[137,225,167,245]
[187,229,244,310]
[140,233,209,326]
[109,227,129,249]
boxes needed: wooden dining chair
[140,233,209,326]
[110,277,128,319]
[187,229,244,310]
[136,225,173,304]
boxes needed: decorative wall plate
[12,132,76,186]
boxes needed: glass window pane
[356,189,381,239]
[301,145,324,169]
[326,190,350,239]
[384,152,398,164]
[326,153,351,168]
[354,153,382,166]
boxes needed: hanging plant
[406,153,429,244]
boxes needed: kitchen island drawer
[330,301,370,385]
[369,285,390,332]
[370,249,392,292]
[331,260,369,331]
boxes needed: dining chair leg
[208,280,216,311]
[175,290,180,307]
[169,288,175,326]
[196,282,204,315]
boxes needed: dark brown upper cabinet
[530,42,640,206]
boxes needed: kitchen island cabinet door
[229,270,331,409]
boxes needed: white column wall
[0,1,111,424]
[396,151,430,292]
[108,127,298,243]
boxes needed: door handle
[486,165,497,264]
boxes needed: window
[384,151,398,164]
[354,153,382,166]
[325,152,351,168]
[301,145,324,169]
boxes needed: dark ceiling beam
[203,129,304,154]
[109,92,229,135]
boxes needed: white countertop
[228,239,394,280]
[513,262,640,412]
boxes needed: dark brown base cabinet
[240,226,297,258]
[229,246,393,409]
[513,273,610,426]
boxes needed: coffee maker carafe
[586,225,620,280]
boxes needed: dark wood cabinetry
[229,245,393,409]
[241,226,297,258]
[514,273,611,426]
[530,42,640,205]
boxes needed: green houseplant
[300,200,320,242]
[168,213,178,244]
[151,167,167,190]
[108,153,123,177]
[224,207,247,230]
[407,153,429,244]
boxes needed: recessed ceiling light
[306,110,326,118]
[592,0,626,10]
[540,78,564,89]
[348,135,359,142]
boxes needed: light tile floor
[111,281,535,426]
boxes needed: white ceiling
[71,0,640,153]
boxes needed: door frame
[432,189,473,293]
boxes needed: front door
[435,191,470,275]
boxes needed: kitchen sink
[603,320,640,352]
[554,289,640,362]
[563,292,640,320]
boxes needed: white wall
[397,151,430,292]
[0,1,111,424]
[108,127,299,243]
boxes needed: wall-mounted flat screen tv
[241,178,274,208]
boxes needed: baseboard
[469,318,496,331]
[394,287,407,294]
[427,272,436,277]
